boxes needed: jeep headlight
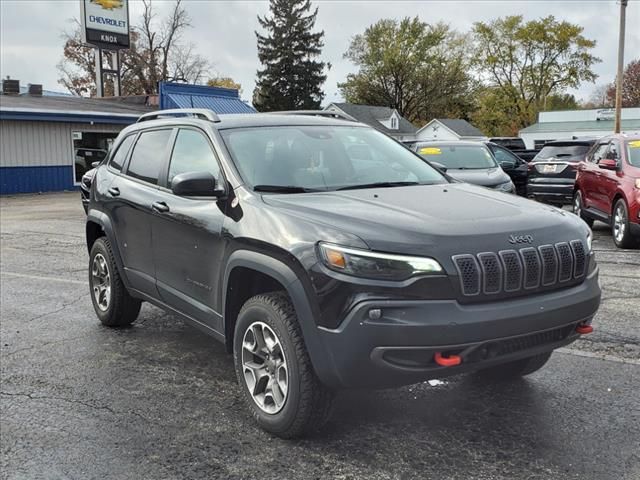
[318,243,443,280]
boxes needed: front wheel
[473,352,552,381]
[612,199,636,249]
[234,292,334,438]
[573,190,594,228]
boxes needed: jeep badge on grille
[508,234,534,244]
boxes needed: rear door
[107,128,174,297]
[580,141,610,211]
[150,127,227,332]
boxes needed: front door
[581,141,610,213]
[150,127,227,332]
[599,139,623,216]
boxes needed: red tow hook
[576,324,594,334]
[434,352,462,367]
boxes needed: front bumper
[313,268,600,389]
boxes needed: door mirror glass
[171,171,218,196]
[598,158,617,170]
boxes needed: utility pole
[614,0,627,134]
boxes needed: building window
[390,117,397,129]
[73,131,119,183]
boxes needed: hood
[262,183,589,259]
[445,167,510,187]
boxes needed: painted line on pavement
[557,347,640,365]
[1,271,86,285]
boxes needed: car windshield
[220,126,448,191]
[535,144,591,162]
[627,140,640,167]
[416,144,497,169]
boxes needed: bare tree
[57,0,211,96]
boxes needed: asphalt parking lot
[1,192,639,480]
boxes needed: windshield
[220,126,447,191]
[535,144,591,162]
[416,144,497,169]
[627,140,640,167]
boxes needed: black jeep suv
[85,109,601,438]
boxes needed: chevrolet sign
[80,0,130,50]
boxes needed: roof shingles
[329,102,417,135]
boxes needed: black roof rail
[137,108,220,123]
[268,110,357,122]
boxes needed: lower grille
[453,240,587,297]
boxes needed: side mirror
[499,160,516,170]
[171,171,218,197]
[598,159,618,170]
[429,161,447,173]
[91,161,101,168]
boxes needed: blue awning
[159,82,256,114]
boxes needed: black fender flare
[86,209,130,289]
[223,250,339,387]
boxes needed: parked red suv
[574,135,640,248]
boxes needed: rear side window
[126,129,173,185]
[109,135,135,171]
[168,129,220,185]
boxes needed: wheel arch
[222,250,336,386]
[86,209,128,287]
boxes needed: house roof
[428,118,484,137]
[0,93,155,124]
[328,103,417,135]
[520,119,640,134]
[159,82,256,114]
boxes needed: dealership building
[0,81,255,195]
[519,107,640,149]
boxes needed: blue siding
[0,166,76,195]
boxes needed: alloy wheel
[613,204,627,243]
[91,253,111,311]
[573,192,582,217]
[241,321,289,414]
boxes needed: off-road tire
[234,291,334,438]
[474,352,552,381]
[89,237,141,327]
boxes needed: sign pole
[614,0,627,134]
[95,48,103,98]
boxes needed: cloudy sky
[1,0,638,104]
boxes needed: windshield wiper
[336,181,421,191]
[253,185,323,193]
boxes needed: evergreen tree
[254,0,327,111]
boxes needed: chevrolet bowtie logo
[91,0,124,9]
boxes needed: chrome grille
[453,240,587,297]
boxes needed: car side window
[168,129,221,185]
[590,143,609,164]
[109,135,136,171]
[126,129,173,185]
[606,141,620,163]
[492,146,520,165]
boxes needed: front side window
[126,129,173,185]
[589,143,610,164]
[109,135,136,171]
[221,126,447,191]
[417,144,497,169]
[168,129,220,185]
[490,145,520,165]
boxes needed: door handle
[108,186,120,196]
[151,201,170,213]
